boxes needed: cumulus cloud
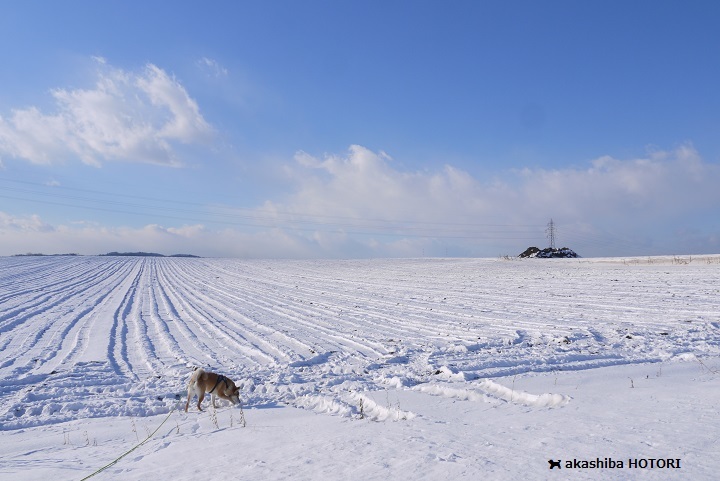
[0,59,213,167]
[1,144,718,258]
[514,144,720,225]
[0,212,55,233]
[265,143,720,256]
[280,145,497,225]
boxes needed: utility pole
[546,219,556,250]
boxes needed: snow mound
[413,379,570,408]
[477,379,570,407]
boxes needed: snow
[1,255,719,480]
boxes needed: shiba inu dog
[185,368,241,412]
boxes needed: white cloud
[0,214,320,258]
[515,143,720,224]
[279,145,494,225]
[1,144,718,258]
[263,144,720,256]
[0,212,55,233]
[136,65,213,142]
[0,59,213,167]
[197,57,228,78]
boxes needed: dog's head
[222,379,241,405]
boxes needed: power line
[1,177,646,254]
[0,184,545,241]
[0,177,544,231]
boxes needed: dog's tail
[189,367,206,387]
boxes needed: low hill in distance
[12,252,200,258]
[12,253,79,257]
[100,252,201,258]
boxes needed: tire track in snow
[168,260,310,361]
[198,279,372,362]
[150,262,224,368]
[249,262,490,345]
[0,258,128,332]
[128,259,167,377]
[0,259,133,373]
[171,261,296,363]
[142,263,188,370]
[2,256,719,428]
[0,257,91,304]
[152,263,243,369]
[107,262,144,380]
[15,260,138,376]
[196,261,412,359]
[149,259,275,368]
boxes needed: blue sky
[1,1,719,258]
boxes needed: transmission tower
[546,219,556,250]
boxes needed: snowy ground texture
[1,255,719,480]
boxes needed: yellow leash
[79,408,175,481]
[79,397,246,480]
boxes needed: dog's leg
[196,390,205,411]
[185,382,194,412]
[212,393,218,409]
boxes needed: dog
[185,368,241,412]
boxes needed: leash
[79,379,246,481]
[79,402,246,480]
[78,408,175,481]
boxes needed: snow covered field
[1,255,719,480]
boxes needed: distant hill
[101,252,200,258]
[12,253,79,257]
[519,247,580,258]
